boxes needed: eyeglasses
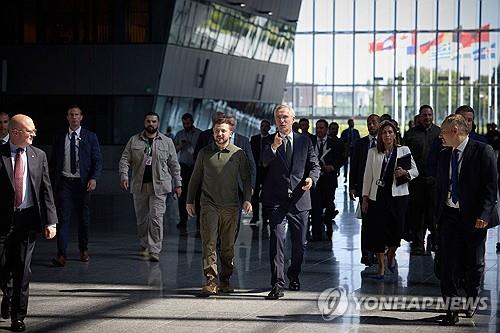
[14,128,37,135]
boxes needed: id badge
[144,154,152,166]
[376,179,385,187]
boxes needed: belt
[62,176,81,181]
[13,206,35,213]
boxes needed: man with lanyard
[119,112,182,262]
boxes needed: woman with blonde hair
[362,120,419,279]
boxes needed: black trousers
[56,177,91,257]
[406,176,436,247]
[439,206,487,307]
[360,215,372,259]
[311,180,336,237]
[0,207,38,322]
[250,168,268,223]
[177,163,193,226]
[267,205,308,288]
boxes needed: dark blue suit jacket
[50,128,102,188]
[435,139,499,231]
[261,132,320,211]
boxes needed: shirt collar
[368,134,376,141]
[279,132,293,141]
[9,141,25,154]
[455,136,469,153]
[141,131,160,141]
[68,127,82,138]
[1,133,9,144]
[211,141,231,152]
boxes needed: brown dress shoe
[52,256,66,267]
[80,251,89,262]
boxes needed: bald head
[9,114,36,147]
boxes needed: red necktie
[14,148,24,208]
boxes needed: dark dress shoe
[360,256,374,267]
[52,256,66,267]
[80,251,89,262]
[465,303,479,318]
[287,273,300,291]
[11,320,26,332]
[439,311,458,326]
[1,295,10,319]
[265,286,284,300]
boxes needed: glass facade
[285,0,500,133]
[169,0,295,65]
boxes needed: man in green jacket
[186,117,252,295]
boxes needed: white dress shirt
[1,134,9,145]
[271,132,293,154]
[9,142,34,209]
[63,127,81,178]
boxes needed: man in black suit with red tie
[310,119,346,241]
[435,114,498,326]
[261,105,320,300]
[349,114,380,265]
[250,119,271,226]
[0,115,57,332]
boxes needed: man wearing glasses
[0,114,58,332]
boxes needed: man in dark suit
[349,114,380,265]
[404,105,441,255]
[298,118,314,140]
[261,105,320,300]
[0,114,57,332]
[49,106,102,266]
[310,119,346,241]
[341,119,360,183]
[435,114,498,326]
[0,112,9,144]
[455,105,488,143]
[250,119,271,225]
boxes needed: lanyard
[144,138,153,156]
[380,149,394,180]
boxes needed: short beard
[145,126,157,134]
[216,137,229,145]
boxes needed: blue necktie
[370,137,376,148]
[70,132,77,174]
[451,149,460,204]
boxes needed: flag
[431,43,452,60]
[473,42,496,61]
[419,33,446,54]
[369,34,395,53]
[460,24,490,48]
[404,31,416,55]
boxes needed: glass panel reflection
[169,0,295,65]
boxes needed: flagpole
[448,65,452,115]
[430,68,433,108]
[402,82,407,136]
[495,67,498,125]
[487,43,492,124]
